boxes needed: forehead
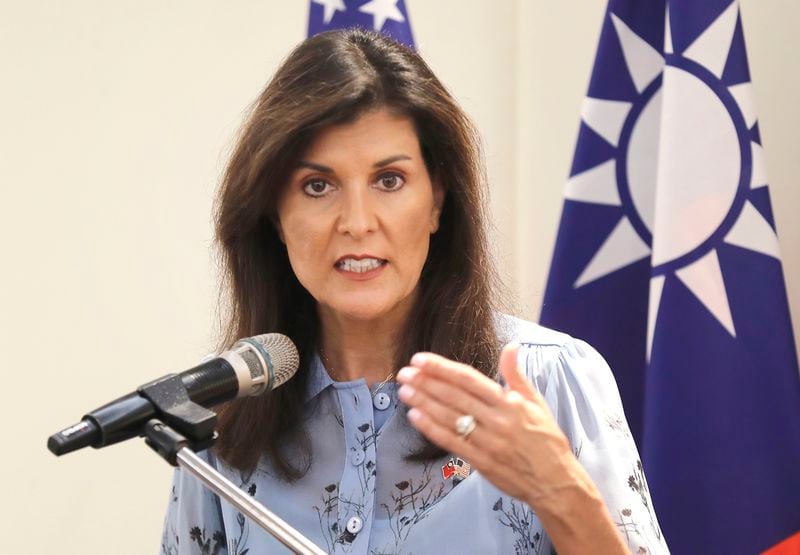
[301,109,421,162]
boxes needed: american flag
[308,0,414,48]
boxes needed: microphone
[47,333,299,456]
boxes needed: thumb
[499,342,537,402]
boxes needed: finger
[398,370,501,428]
[498,343,539,403]
[399,385,507,453]
[406,407,493,468]
[403,352,504,405]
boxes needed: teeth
[337,257,384,273]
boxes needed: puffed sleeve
[160,450,229,555]
[520,338,669,554]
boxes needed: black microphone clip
[138,374,217,442]
[138,374,220,464]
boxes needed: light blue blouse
[160,315,669,554]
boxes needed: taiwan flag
[308,0,415,48]
[540,1,800,553]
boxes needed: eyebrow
[296,154,412,173]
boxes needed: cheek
[393,226,431,299]
[411,226,431,261]
[281,216,327,281]
[396,203,434,266]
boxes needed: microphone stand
[145,419,327,555]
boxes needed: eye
[302,179,333,197]
[375,172,405,191]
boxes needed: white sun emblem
[566,2,781,358]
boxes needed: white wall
[1,1,796,552]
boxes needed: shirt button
[346,516,363,534]
[350,450,365,466]
[373,392,391,410]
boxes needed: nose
[336,185,378,238]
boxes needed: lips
[334,254,388,275]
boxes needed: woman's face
[277,109,444,324]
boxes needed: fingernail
[410,353,428,367]
[397,366,419,382]
[398,384,415,402]
[407,408,422,422]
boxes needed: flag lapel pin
[442,457,471,482]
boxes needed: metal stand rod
[176,447,327,555]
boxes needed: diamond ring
[455,414,477,439]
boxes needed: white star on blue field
[309,0,413,47]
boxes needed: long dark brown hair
[213,28,503,480]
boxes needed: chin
[335,303,393,322]
[327,294,410,323]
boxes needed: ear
[429,180,445,234]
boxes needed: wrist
[525,456,605,525]
[524,450,595,512]
[531,475,605,525]
[526,462,626,555]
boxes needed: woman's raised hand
[396,343,595,511]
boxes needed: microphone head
[248,333,300,389]
[230,333,300,396]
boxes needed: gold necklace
[319,348,395,398]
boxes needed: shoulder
[493,311,607,374]
[493,312,622,408]
[493,312,574,347]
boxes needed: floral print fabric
[161,315,669,554]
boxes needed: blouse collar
[304,351,390,402]
[303,352,334,403]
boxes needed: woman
[161,29,668,554]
